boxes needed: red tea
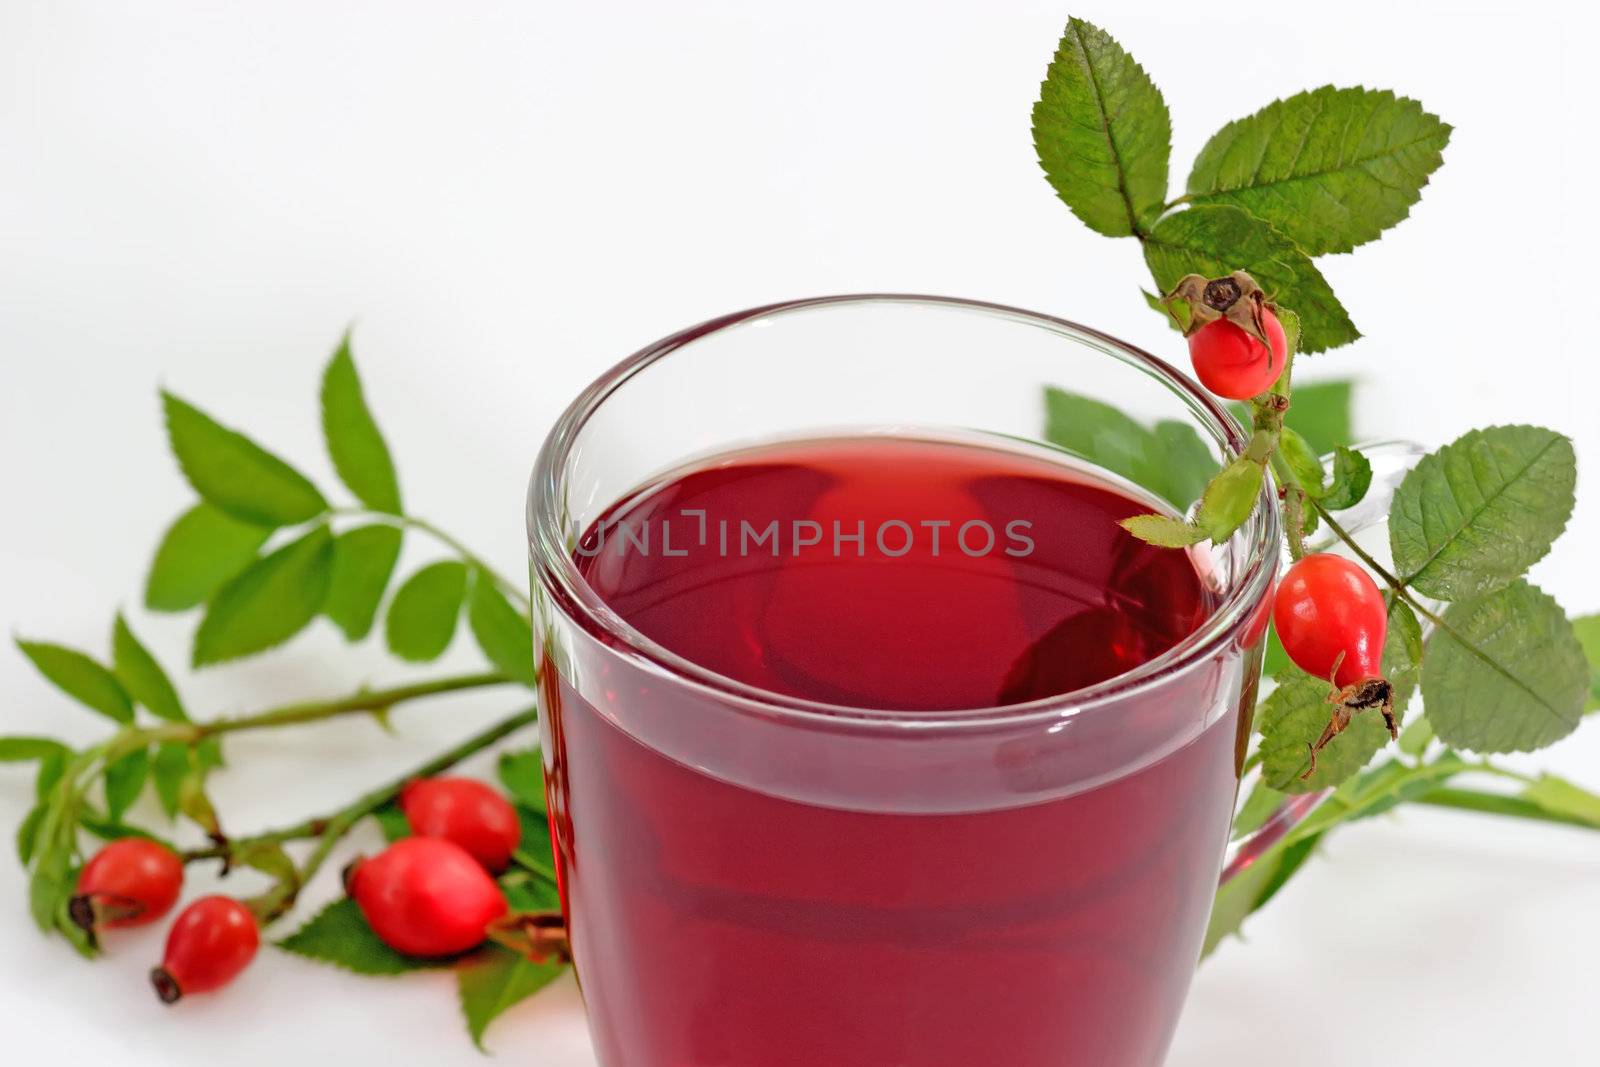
[541,436,1247,1066]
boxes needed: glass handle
[1220,439,1426,885]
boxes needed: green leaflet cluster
[1033,19,1451,352]
[1254,424,1588,786]
[1041,368,1597,957]
[1033,22,1595,956]
[147,335,535,682]
[3,334,553,1045]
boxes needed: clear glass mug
[527,295,1282,1067]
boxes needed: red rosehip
[1187,310,1288,400]
[150,896,259,1004]
[400,776,521,872]
[347,837,508,958]
[1273,553,1387,687]
[71,838,184,934]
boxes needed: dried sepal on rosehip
[485,909,572,965]
[70,838,184,942]
[1164,271,1288,400]
[1272,553,1400,778]
[1301,675,1399,779]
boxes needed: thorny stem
[35,673,515,874]
[238,707,541,923]
[1249,338,1307,557]
[181,672,512,740]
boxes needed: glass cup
[527,295,1282,1067]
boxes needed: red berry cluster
[347,777,520,958]
[70,776,525,1005]
[70,837,258,1004]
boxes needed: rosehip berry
[71,838,184,935]
[1187,310,1288,400]
[347,837,508,958]
[150,896,259,1004]
[1273,553,1387,687]
[400,776,522,872]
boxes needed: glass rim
[526,293,1282,732]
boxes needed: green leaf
[321,337,403,514]
[193,526,336,666]
[1120,513,1205,548]
[1574,614,1600,711]
[1319,447,1373,511]
[1032,17,1170,238]
[0,737,70,763]
[1143,288,1188,333]
[55,896,97,958]
[111,615,187,722]
[385,561,468,662]
[1422,580,1588,753]
[1277,308,1303,359]
[1277,428,1324,494]
[1186,86,1451,255]
[1384,598,1424,714]
[513,807,557,882]
[27,791,75,931]
[103,747,150,822]
[162,392,327,527]
[1204,832,1322,956]
[1389,426,1576,600]
[1042,388,1217,509]
[1150,421,1217,508]
[1298,754,1467,835]
[16,641,134,724]
[1397,717,1434,759]
[1231,779,1287,841]
[1521,774,1600,828]
[1143,204,1359,353]
[1261,624,1292,678]
[145,502,273,612]
[324,525,404,641]
[1045,388,1160,485]
[497,748,547,813]
[500,869,560,912]
[176,768,222,838]
[30,835,72,932]
[1258,668,1398,792]
[235,840,299,889]
[35,751,67,802]
[15,804,45,864]
[151,742,191,819]
[278,897,442,976]
[1285,380,1354,454]
[467,572,536,685]
[371,801,411,842]
[78,814,176,851]
[1193,456,1263,544]
[457,943,566,1050]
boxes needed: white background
[2,0,1597,1061]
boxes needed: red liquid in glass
[542,437,1248,1067]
